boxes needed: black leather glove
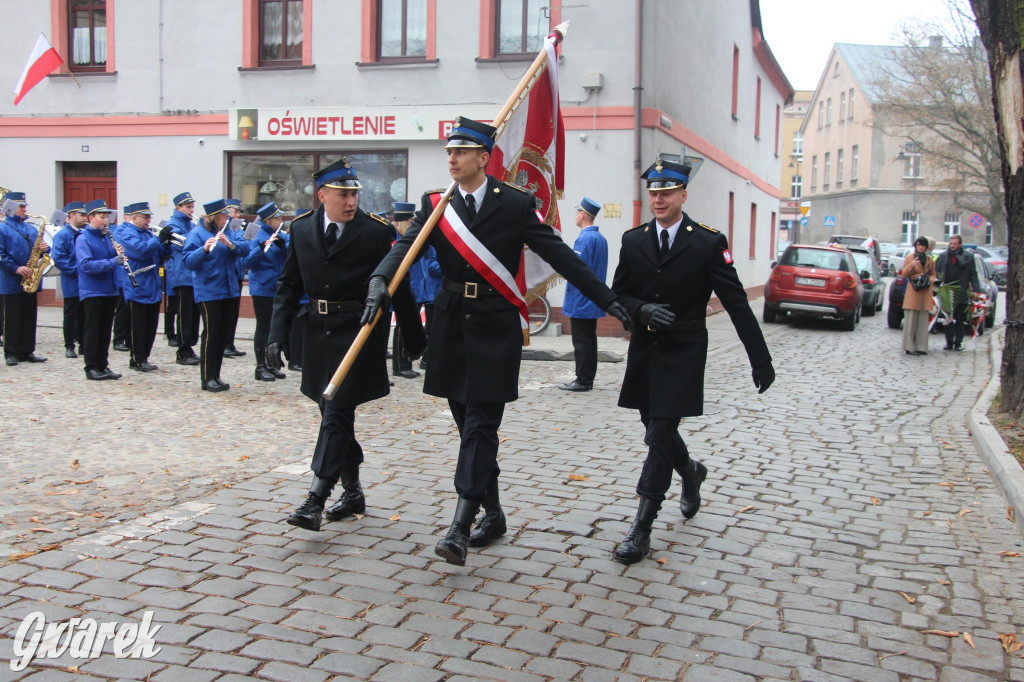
[266,342,288,371]
[752,362,775,394]
[605,300,635,334]
[158,224,174,244]
[360,276,390,326]
[637,303,675,330]
[273,236,287,249]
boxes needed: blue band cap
[257,202,281,221]
[575,197,600,217]
[203,199,229,216]
[85,199,113,214]
[123,202,152,216]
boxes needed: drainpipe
[633,0,643,226]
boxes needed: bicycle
[526,293,551,336]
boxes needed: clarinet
[107,231,139,288]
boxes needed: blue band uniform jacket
[182,225,252,302]
[50,224,82,298]
[0,215,37,295]
[372,175,617,405]
[612,212,771,419]
[268,206,424,406]
[121,223,171,305]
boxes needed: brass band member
[0,191,49,365]
[74,199,123,380]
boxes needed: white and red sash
[430,192,530,342]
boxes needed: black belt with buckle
[310,298,362,315]
[442,278,502,299]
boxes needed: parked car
[848,246,884,316]
[764,244,863,331]
[885,246,915,277]
[968,245,1008,289]
[888,250,997,329]
[827,234,882,265]
[878,242,900,276]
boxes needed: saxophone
[21,215,53,294]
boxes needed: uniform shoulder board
[698,222,719,234]
[424,188,446,195]
[293,209,314,221]
[369,212,390,225]
[624,224,645,233]
[503,181,530,194]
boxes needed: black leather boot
[679,458,708,519]
[254,362,276,381]
[324,467,366,521]
[469,479,507,547]
[435,497,481,566]
[286,476,333,531]
[612,497,660,564]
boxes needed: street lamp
[897,142,922,241]
[788,154,803,242]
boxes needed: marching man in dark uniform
[363,118,634,566]
[267,158,425,532]
[51,201,89,358]
[610,156,776,564]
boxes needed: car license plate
[796,276,827,287]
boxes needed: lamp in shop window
[238,115,255,140]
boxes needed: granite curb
[967,327,1024,538]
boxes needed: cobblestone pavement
[1,306,1023,680]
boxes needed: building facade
[799,43,998,248]
[778,89,813,244]
[1,0,792,329]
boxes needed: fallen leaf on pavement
[958,508,973,517]
[499,437,509,443]
[923,511,933,516]
[30,516,40,523]
[67,666,78,673]
[38,544,62,552]
[655,557,668,564]
[737,505,754,514]
[353,514,364,520]
[1009,508,1016,522]
[7,551,38,561]
[963,632,976,649]
[45,489,78,496]
[899,592,916,603]
[164,469,171,475]
[878,651,907,661]
[71,459,79,470]
[922,630,959,637]
[948,519,953,528]
[936,482,955,488]
[553,427,560,431]
[66,479,93,485]
[567,474,589,481]
[388,514,401,521]
[996,551,1021,557]
[966,475,972,482]
[238,455,249,461]
[997,633,1022,653]
[937,579,952,585]
[90,512,105,518]
[31,528,55,533]
[870,497,880,505]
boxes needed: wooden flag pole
[323,22,569,400]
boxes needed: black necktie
[660,229,670,260]
[326,222,338,248]
[464,194,477,222]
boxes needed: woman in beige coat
[901,236,936,355]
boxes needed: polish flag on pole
[14,33,64,106]
[486,32,565,296]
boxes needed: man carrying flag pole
[14,33,64,105]
[359,26,635,567]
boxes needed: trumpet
[151,222,186,246]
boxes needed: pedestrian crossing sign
[824,216,836,227]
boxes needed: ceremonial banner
[486,34,565,296]
[14,34,63,106]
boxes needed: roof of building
[834,44,907,102]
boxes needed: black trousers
[81,296,117,372]
[636,407,691,503]
[569,317,598,384]
[944,288,968,347]
[129,300,160,364]
[198,298,233,382]
[448,400,505,500]
[289,308,307,366]
[174,286,199,358]
[62,295,84,350]
[252,295,273,362]
[223,290,241,350]
[310,398,364,481]
[2,292,37,358]
[113,290,130,344]
[164,293,178,338]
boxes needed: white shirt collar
[459,183,487,212]
[322,211,346,237]
[655,217,683,248]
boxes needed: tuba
[21,215,54,293]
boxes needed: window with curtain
[379,0,427,59]
[69,0,107,72]
[497,0,545,55]
[260,0,304,65]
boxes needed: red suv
[763,244,864,331]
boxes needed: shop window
[227,151,409,217]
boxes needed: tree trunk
[971,0,1024,418]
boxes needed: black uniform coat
[372,175,617,405]
[268,206,424,405]
[612,212,771,419]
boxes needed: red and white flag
[487,32,565,296]
[14,33,63,106]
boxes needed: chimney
[928,35,943,49]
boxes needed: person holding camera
[901,236,936,356]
